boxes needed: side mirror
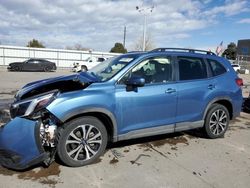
[126,76,145,87]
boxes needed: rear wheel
[57,117,107,167]
[204,104,229,139]
[81,65,88,72]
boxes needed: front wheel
[204,104,230,139]
[57,117,107,167]
[44,66,51,72]
[13,66,20,71]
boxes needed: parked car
[231,64,241,72]
[243,94,250,113]
[0,48,243,170]
[7,58,57,72]
[72,57,107,72]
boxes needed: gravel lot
[0,68,250,188]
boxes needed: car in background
[72,57,107,72]
[243,97,250,112]
[7,58,57,72]
[231,64,241,72]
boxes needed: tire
[203,104,230,139]
[81,65,88,72]
[44,66,51,72]
[13,66,20,71]
[57,116,108,167]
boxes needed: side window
[27,60,34,63]
[207,59,227,76]
[178,57,207,80]
[120,57,172,84]
[98,58,105,62]
[33,60,40,64]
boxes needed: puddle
[109,157,119,164]
[0,163,61,187]
[130,154,150,166]
[150,136,189,147]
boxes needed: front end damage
[0,118,48,170]
[0,100,62,170]
[0,72,97,170]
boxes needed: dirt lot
[0,68,250,188]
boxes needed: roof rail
[150,48,216,55]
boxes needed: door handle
[165,88,176,94]
[208,84,215,90]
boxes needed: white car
[231,64,241,72]
[72,57,107,72]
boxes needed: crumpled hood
[15,72,99,101]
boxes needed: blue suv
[0,48,243,169]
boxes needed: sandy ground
[0,68,249,188]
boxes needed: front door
[115,56,177,136]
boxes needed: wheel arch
[61,108,118,142]
[203,97,233,120]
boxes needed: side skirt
[116,120,204,142]
[117,124,175,141]
[175,120,204,132]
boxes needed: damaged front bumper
[0,117,48,170]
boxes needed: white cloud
[204,0,248,17]
[238,18,250,24]
[0,0,248,51]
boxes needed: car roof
[28,58,51,62]
[127,48,217,57]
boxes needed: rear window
[178,57,207,80]
[207,59,227,76]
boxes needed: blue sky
[0,0,249,52]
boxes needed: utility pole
[123,26,126,48]
[136,4,154,51]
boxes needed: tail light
[235,78,243,87]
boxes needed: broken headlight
[10,91,58,118]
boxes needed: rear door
[175,56,214,130]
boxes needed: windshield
[89,54,140,81]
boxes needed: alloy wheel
[65,124,102,162]
[209,109,228,135]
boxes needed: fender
[47,106,119,142]
[202,96,232,120]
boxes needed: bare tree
[133,33,155,51]
[66,43,90,51]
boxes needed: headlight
[10,92,57,118]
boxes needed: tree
[222,42,237,60]
[66,43,90,51]
[110,43,127,53]
[27,39,45,48]
[133,33,155,51]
